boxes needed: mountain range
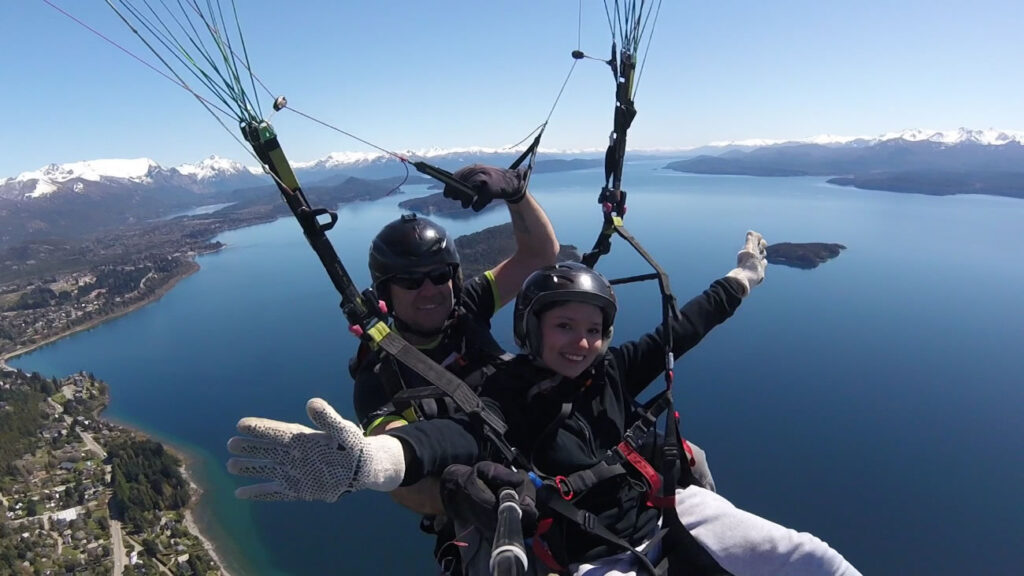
[3,127,1022,248]
[665,128,1024,199]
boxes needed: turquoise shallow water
[13,163,1024,575]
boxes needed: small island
[455,223,581,278]
[766,242,846,269]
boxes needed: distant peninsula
[766,242,845,269]
[455,222,581,278]
[826,172,1024,198]
[398,192,504,219]
[532,158,603,173]
[663,138,1024,200]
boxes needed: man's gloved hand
[445,164,526,211]
[440,462,538,537]
[725,230,768,297]
[226,398,405,502]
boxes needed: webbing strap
[617,441,668,508]
[561,461,629,497]
[243,121,375,327]
[532,518,566,573]
[376,331,507,436]
[374,331,532,469]
[538,486,660,576]
[391,385,447,402]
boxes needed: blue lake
[12,161,1024,575]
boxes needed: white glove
[725,230,767,297]
[226,398,406,502]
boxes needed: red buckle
[554,475,574,500]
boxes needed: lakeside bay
[8,168,1024,575]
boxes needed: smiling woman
[537,301,607,378]
[513,262,617,378]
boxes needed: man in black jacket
[348,165,558,572]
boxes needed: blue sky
[4,0,1024,178]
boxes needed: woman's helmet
[513,262,617,357]
[368,214,462,302]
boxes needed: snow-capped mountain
[706,127,1024,150]
[4,127,1023,202]
[175,155,262,180]
[0,158,164,199]
[289,146,597,182]
[0,156,264,200]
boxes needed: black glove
[440,462,538,538]
[444,164,526,212]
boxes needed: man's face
[387,266,455,334]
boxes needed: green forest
[108,438,191,529]
[0,371,54,472]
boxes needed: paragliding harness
[350,305,514,427]
[523,390,697,576]
[232,120,524,471]
[503,20,722,574]
[241,27,694,576]
[71,1,697,572]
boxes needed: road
[77,429,107,459]
[111,519,126,576]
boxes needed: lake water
[12,161,1024,575]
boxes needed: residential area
[1,368,225,575]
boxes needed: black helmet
[369,214,462,297]
[513,262,617,357]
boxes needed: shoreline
[98,419,240,576]
[1,259,202,365]
[1,254,242,574]
[170,446,238,576]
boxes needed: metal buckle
[554,475,574,500]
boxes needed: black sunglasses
[389,266,454,290]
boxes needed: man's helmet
[513,262,617,357]
[369,214,462,301]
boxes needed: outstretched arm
[226,398,483,502]
[616,231,767,398]
[373,419,445,516]
[447,165,559,308]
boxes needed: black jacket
[351,273,507,431]
[389,277,746,566]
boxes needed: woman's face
[538,301,606,378]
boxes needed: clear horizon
[5,1,1024,177]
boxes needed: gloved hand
[444,164,526,211]
[226,398,406,502]
[440,462,538,537]
[725,230,768,297]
